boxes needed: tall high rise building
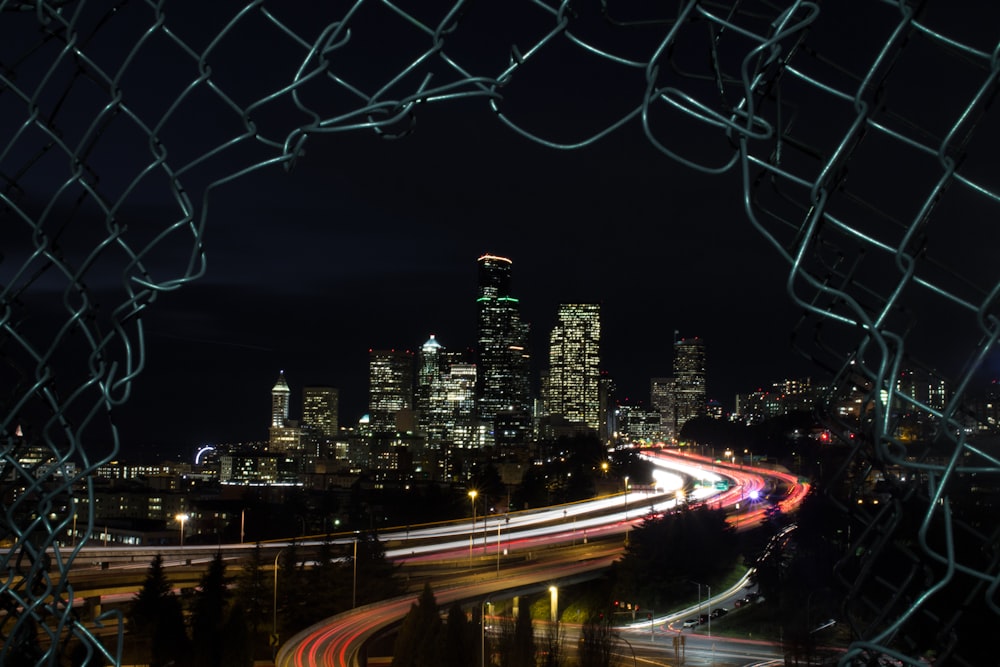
[599,371,616,444]
[673,336,706,435]
[440,351,479,450]
[650,377,677,442]
[546,303,601,431]
[269,370,301,453]
[271,370,290,428]
[301,386,339,457]
[416,334,445,442]
[475,254,532,445]
[368,349,415,434]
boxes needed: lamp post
[496,519,502,577]
[624,476,629,520]
[272,546,286,657]
[692,581,711,637]
[175,513,189,547]
[468,490,478,567]
[549,586,559,624]
[481,598,495,667]
[352,533,358,608]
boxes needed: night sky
[128,108,816,458]
[5,2,998,461]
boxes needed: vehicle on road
[682,619,699,629]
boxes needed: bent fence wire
[0,1,997,664]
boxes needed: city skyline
[185,256,822,456]
[123,233,821,458]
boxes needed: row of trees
[391,583,572,667]
[123,530,402,666]
[129,552,248,667]
[388,503,742,667]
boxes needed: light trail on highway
[274,448,809,667]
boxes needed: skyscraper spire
[271,370,290,428]
[475,254,532,448]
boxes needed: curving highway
[276,449,810,667]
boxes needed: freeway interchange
[275,449,809,667]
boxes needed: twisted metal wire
[0,1,997,664]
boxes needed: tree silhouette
[612,505,738,610]
[190,551,231,667]
[354,530,404,605]
[391,582,442,667]
[129,553,190,667]
[233,542,267,636]
[219,603,253,667]
[441,603,477,667]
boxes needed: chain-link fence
[1,1,997,664]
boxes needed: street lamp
[624,476,629,520]
[481,598,494,667]
[175,513,189,547]
[692,581,711,637]
[549,586,558,624]
[272,546,286,656]
[496,518,502,577]
[468,490,478,566]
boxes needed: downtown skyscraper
[269,370,301,453]
[673,336,707,435]
[301,385,339,457]
[475,254,532,448]
[368,349,415,434]
[545,303,602,432]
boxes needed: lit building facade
[475,254,532,446]
[650,377,677,442]
[673,336,706,436]
[368,349,415,434]
[599,372,616,444]
[546,303,601,432]
[301,385,339,458]
[416,334,445,444]
[441,353,482,450]
[269,370,301,453]
[271,370,290,428]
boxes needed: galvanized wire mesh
[1,1,997,665]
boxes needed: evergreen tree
[190,551,231,667]
[390,582,442,667]
[354,530,403,605]
[276,540,310,634]
[441,603,475,667]
[300,533,342,625]
[219,603,254,667]
[129,554,190,667]
[233,542,267,637]
[612,504,738,610]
